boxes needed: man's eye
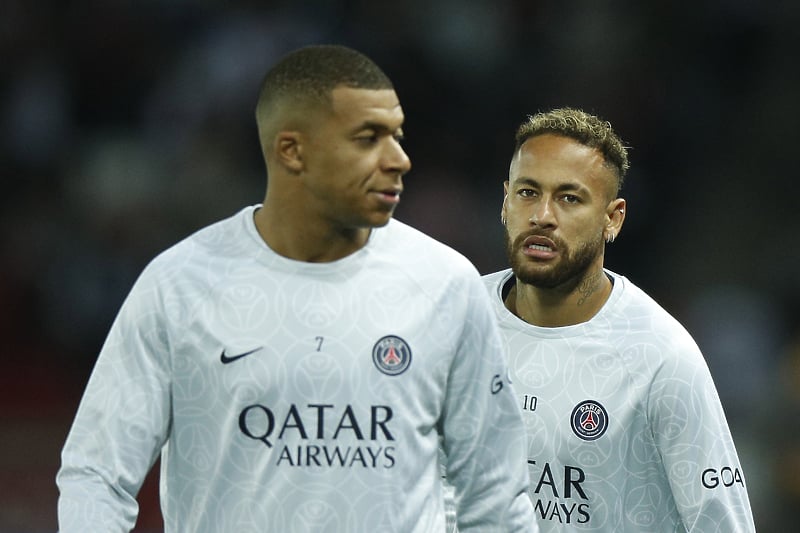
[518,189,536,197]
[562,194,580,204]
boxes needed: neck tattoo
[576,272,603,306]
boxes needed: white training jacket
[483,268,755,532]
[57,206,536,533]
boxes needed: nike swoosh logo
[220,346,264,364]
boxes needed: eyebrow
[512,176,590,195]
[352,121,404,136]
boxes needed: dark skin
[501,134,626,327]
[254,86,410,263]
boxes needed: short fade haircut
[515,108,630,191]
[255,44,394,121]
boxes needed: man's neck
[253,205,371,263]
[505,269,613,327]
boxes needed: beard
[504,229,604,290]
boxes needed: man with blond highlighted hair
[482,107,755,531]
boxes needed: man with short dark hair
[57,45,537,533]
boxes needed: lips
[523,235,556,250]
[372,187,402,206]
[521,235,557,258]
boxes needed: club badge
[372,335,412,376]
[571,400,609,441]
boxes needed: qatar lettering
[238,403,396,468]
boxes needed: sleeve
[56,268,173,533]
[649,337,756,532]
[440,273,538,533]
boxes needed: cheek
[335,152,373,179]
[504,214,523,233]
[569,216,606,243]
[505,201,526,221]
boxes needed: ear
[604,198,626,244]
[274,131,304,174]
[501,181,510,225]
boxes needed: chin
[514,269,558,289]
[366,210,395,228]
[511,258,568,289]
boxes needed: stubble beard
[504,229,604,291]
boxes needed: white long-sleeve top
[57,206,536,533]
[483,268,755,532]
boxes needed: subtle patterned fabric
[57,206,536,532]
[479,268,756,532]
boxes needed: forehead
[510,134,615,192]
[329,86,404,129]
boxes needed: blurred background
[1,0,799,531]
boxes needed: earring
[501,216,507,226]
[606,233,615,244]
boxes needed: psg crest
[570,400,609,441]
[372,335,412,376]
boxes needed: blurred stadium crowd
[1,1,799,531]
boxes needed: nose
[529,197,556,227]
[383,137,411,175]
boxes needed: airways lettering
[533,499,590,524]
[276,444,396,468]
